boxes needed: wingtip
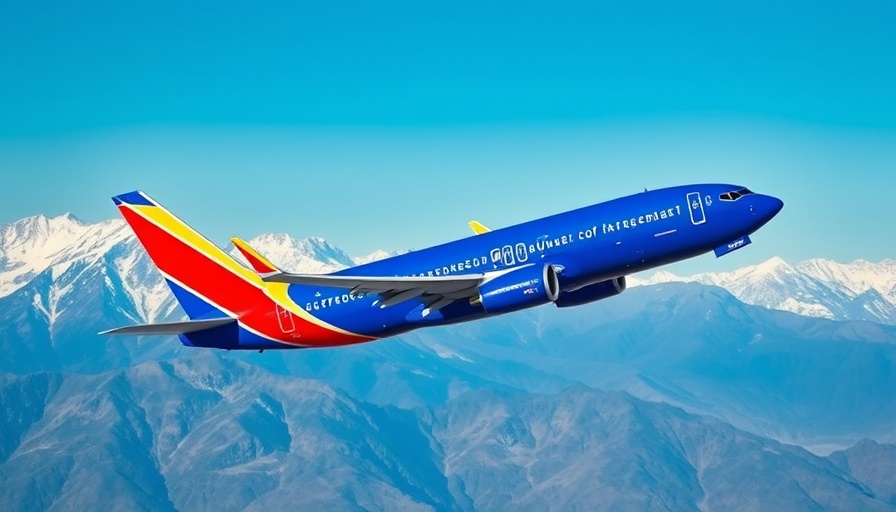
[468,220,491,235]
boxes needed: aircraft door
[686,192,706,225]
[275,304,296,334]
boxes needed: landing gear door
[686,192,706,225]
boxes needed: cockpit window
[719,188,754,201]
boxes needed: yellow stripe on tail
[231,237,280,274]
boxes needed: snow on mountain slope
[354,249,409,265]
[227,233,407,271]
[230,233,355,273]
[631,257,896,325]
[0,214,179,326]
[0,214,94,297]
[5,213,893,327]
[797,258,896,306]
[0,214,408,330]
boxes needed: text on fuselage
[410,204,683,277]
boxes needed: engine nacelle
[478,264,560,314]
[554,276,626,308]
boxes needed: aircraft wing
[261,271,485,310]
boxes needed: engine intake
[477,264,560,314]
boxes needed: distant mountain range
[4,213,891,326]
[1,213,895,510]
[2,356,894,511]
[631,257,896,325]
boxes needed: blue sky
[1,0,893,272]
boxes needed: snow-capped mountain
[631,257,896,325]
[3,212,896,510]
[0,214,115,297]
[0,214,177,326]
[227,233,356,274]
[0,215,406,332]
[226,233,406,273]
[5,213,895,331]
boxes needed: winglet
[231,237,280,274]
[468,220,491,235]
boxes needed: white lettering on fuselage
[602,205,681,234]
[408,202,682,277]
[306,292,367,312]
[306,201,684,310]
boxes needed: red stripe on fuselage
[119,206,372,347]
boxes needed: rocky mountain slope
[1,213,894,510]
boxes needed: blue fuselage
[283,183,783,340]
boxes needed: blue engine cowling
[554,276,626,308]
[478,264,560,313]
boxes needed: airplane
[101,185,783,350]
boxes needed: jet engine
[477,264,560,313]
[554,276,626,308]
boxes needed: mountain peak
[56,212,85,225]
[1,213,89,255]
[634,256,896,325]
[0,213,132,300]
[755,256,790,271]
[231,233,356,273]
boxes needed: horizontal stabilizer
[99,317,236,336]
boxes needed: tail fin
[231,237,280,274]
[112,191,264,320]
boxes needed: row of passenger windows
[719,188,754,201]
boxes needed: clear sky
[1,0,894,273]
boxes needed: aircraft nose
[754,194,784,224]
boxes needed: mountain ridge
[1,212,895,510]
[2,360,893,511]
[631,256,896,325]
[4,213,893,325]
